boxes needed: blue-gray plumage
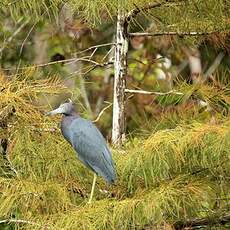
[61,116,115,184]
[46,100,116,186]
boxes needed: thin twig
[69,61,113,76]
[0,219,41,226]
[3,42,115,71]
[19,22,37,56]
[63,55,91,66]
[4,156,19,177]
[74,43,116,55]
[102,46,114,61]
[89,48,98,59]
[93,103,112,123]
[0,19,30,53]
[3,56,94,70]
[125,89,184,96]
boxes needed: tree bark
[112,11,128,145]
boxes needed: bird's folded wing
[70,120,115,183]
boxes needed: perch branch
[125,89,184,96]
[129,31,219,37]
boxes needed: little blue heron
[46,100,116,203]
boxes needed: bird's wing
[69,118,116,183]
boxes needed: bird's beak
[45,107,65,116]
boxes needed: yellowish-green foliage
[1,0,230,32]
[0,75,229,229]
[0,72,66,124]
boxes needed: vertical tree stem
[112,11,128,145]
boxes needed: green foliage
[0,72,66,125]
[0,76,229,229]
[1,0,149,22]
[1,0,230,32]
[1,121,229,229]
[151,0,230,33]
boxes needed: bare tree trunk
[186,48,202,84]
[112,12,128,145]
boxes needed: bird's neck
[64,110,80,117]
[61,112,79,130]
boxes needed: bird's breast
[61,116,77,143]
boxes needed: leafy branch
[174,213,230,229]
[126,0,187,22]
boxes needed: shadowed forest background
[0,0,230,229]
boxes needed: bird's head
[46,99,77,116]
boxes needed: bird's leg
[88,173,97,204]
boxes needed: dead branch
[129,31,220,37]
[3,42,115,71]
[74,43,116,55]
[0,219,41,226]
[69,61,113,76]
[93,103,112,123]
[125,89,184,96]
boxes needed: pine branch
[129,31,220,37]
[174,213,230,229]
[125,89,184,96]
[126,0,187,22]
